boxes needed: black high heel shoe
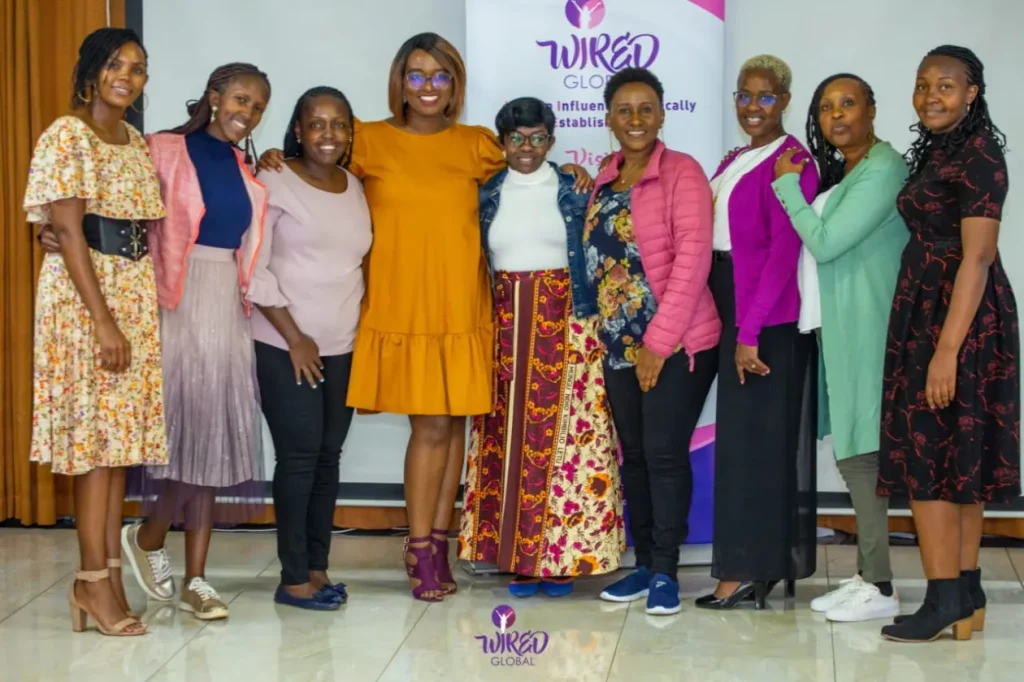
[695,581,770,610]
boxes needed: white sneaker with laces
[810,575,865,613]
[824,582,900,623]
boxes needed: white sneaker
[825,582,900,623]
[810,575,865,613]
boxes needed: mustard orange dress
[346,120,505,415]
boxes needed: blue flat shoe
[325,581,348,603]
[540,578,575,598]
[274,585,342,611]
[508,577,541,598]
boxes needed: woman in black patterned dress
[878,45,1020,644]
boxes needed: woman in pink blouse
[248,87,372,611]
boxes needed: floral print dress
[23,116,168,475]
[878,131,1020,503]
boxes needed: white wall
[144,0,1024,497]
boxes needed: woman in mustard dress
[260,32,590,601]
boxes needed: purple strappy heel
[431,528,458,595]
[404,536,445,602]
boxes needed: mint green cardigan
[771,141,909,461]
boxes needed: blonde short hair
[739,54,792,92]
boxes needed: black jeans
[255,342,354,586]
[604,350,717,576]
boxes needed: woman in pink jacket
[589,68,721,616]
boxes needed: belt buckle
[128,220,144,260]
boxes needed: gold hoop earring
[78,86,93,104]
[130,93,148,113]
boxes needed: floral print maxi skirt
[459,268,624,577]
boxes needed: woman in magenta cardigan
[588,68,721,616]
[694,55,820,610]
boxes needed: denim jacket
[479,162,595,318]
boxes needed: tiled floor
[1,529,1022,681]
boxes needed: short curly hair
[739,54,792,93]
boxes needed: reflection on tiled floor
[1,529,1022,681]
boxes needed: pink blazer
[145,132,267,315]
[592,141,721,363]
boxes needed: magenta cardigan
[592,140,721,363]
[711,135,819,346]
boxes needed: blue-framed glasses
[406,71,452,90]
[733,91,778,108]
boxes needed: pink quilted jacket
[145,132,267,314]
[592,141,721,363]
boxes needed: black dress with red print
[878,130,1021,503]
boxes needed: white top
[797,186,838,334]
[488,164,569,272]
[248,165,373,356]
[710,136,788,251]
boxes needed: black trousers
[255,342,354,586]
[604,350,717,576]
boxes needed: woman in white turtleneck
[458,98,625,598]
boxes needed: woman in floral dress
[25,28,166,636]
[878,45,1020,644]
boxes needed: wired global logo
[565,0,606,29]
[538,0,660,77]
[474,605,550,667]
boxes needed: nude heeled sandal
[67,568,147,636]
[107,558,138,618]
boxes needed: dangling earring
[78,85,93,104]
[211,105,218,123]
[130,93,148,113]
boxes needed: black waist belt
[712,250,732,262]
[82,215,149,261]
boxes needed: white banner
[465,0,726,176]
[466,0,726,543]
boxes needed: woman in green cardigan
[771,73,908,623]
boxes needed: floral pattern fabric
[459,268,624,577]
[878,131,1021,503]
[583,184,658,369]
[24,116,168,475]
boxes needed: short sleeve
[474,126,505,184]
[23,116,99,223]
[956,133,1008,220]
[348,118,367,179]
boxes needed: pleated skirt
[130,245,264,527]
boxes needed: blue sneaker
[599,568,650,602]
[645,573,682,615]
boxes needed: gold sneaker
[179,577,229,620]
[121,522,175,601]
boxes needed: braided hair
[282,86,355,168]
[805,73,876,194]
[166,62,271,165]
[71,27,147,109]
[906,45,1007,176]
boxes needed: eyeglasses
[405,71,452,90]
[733,91,778,108]
[508,131,551,147]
